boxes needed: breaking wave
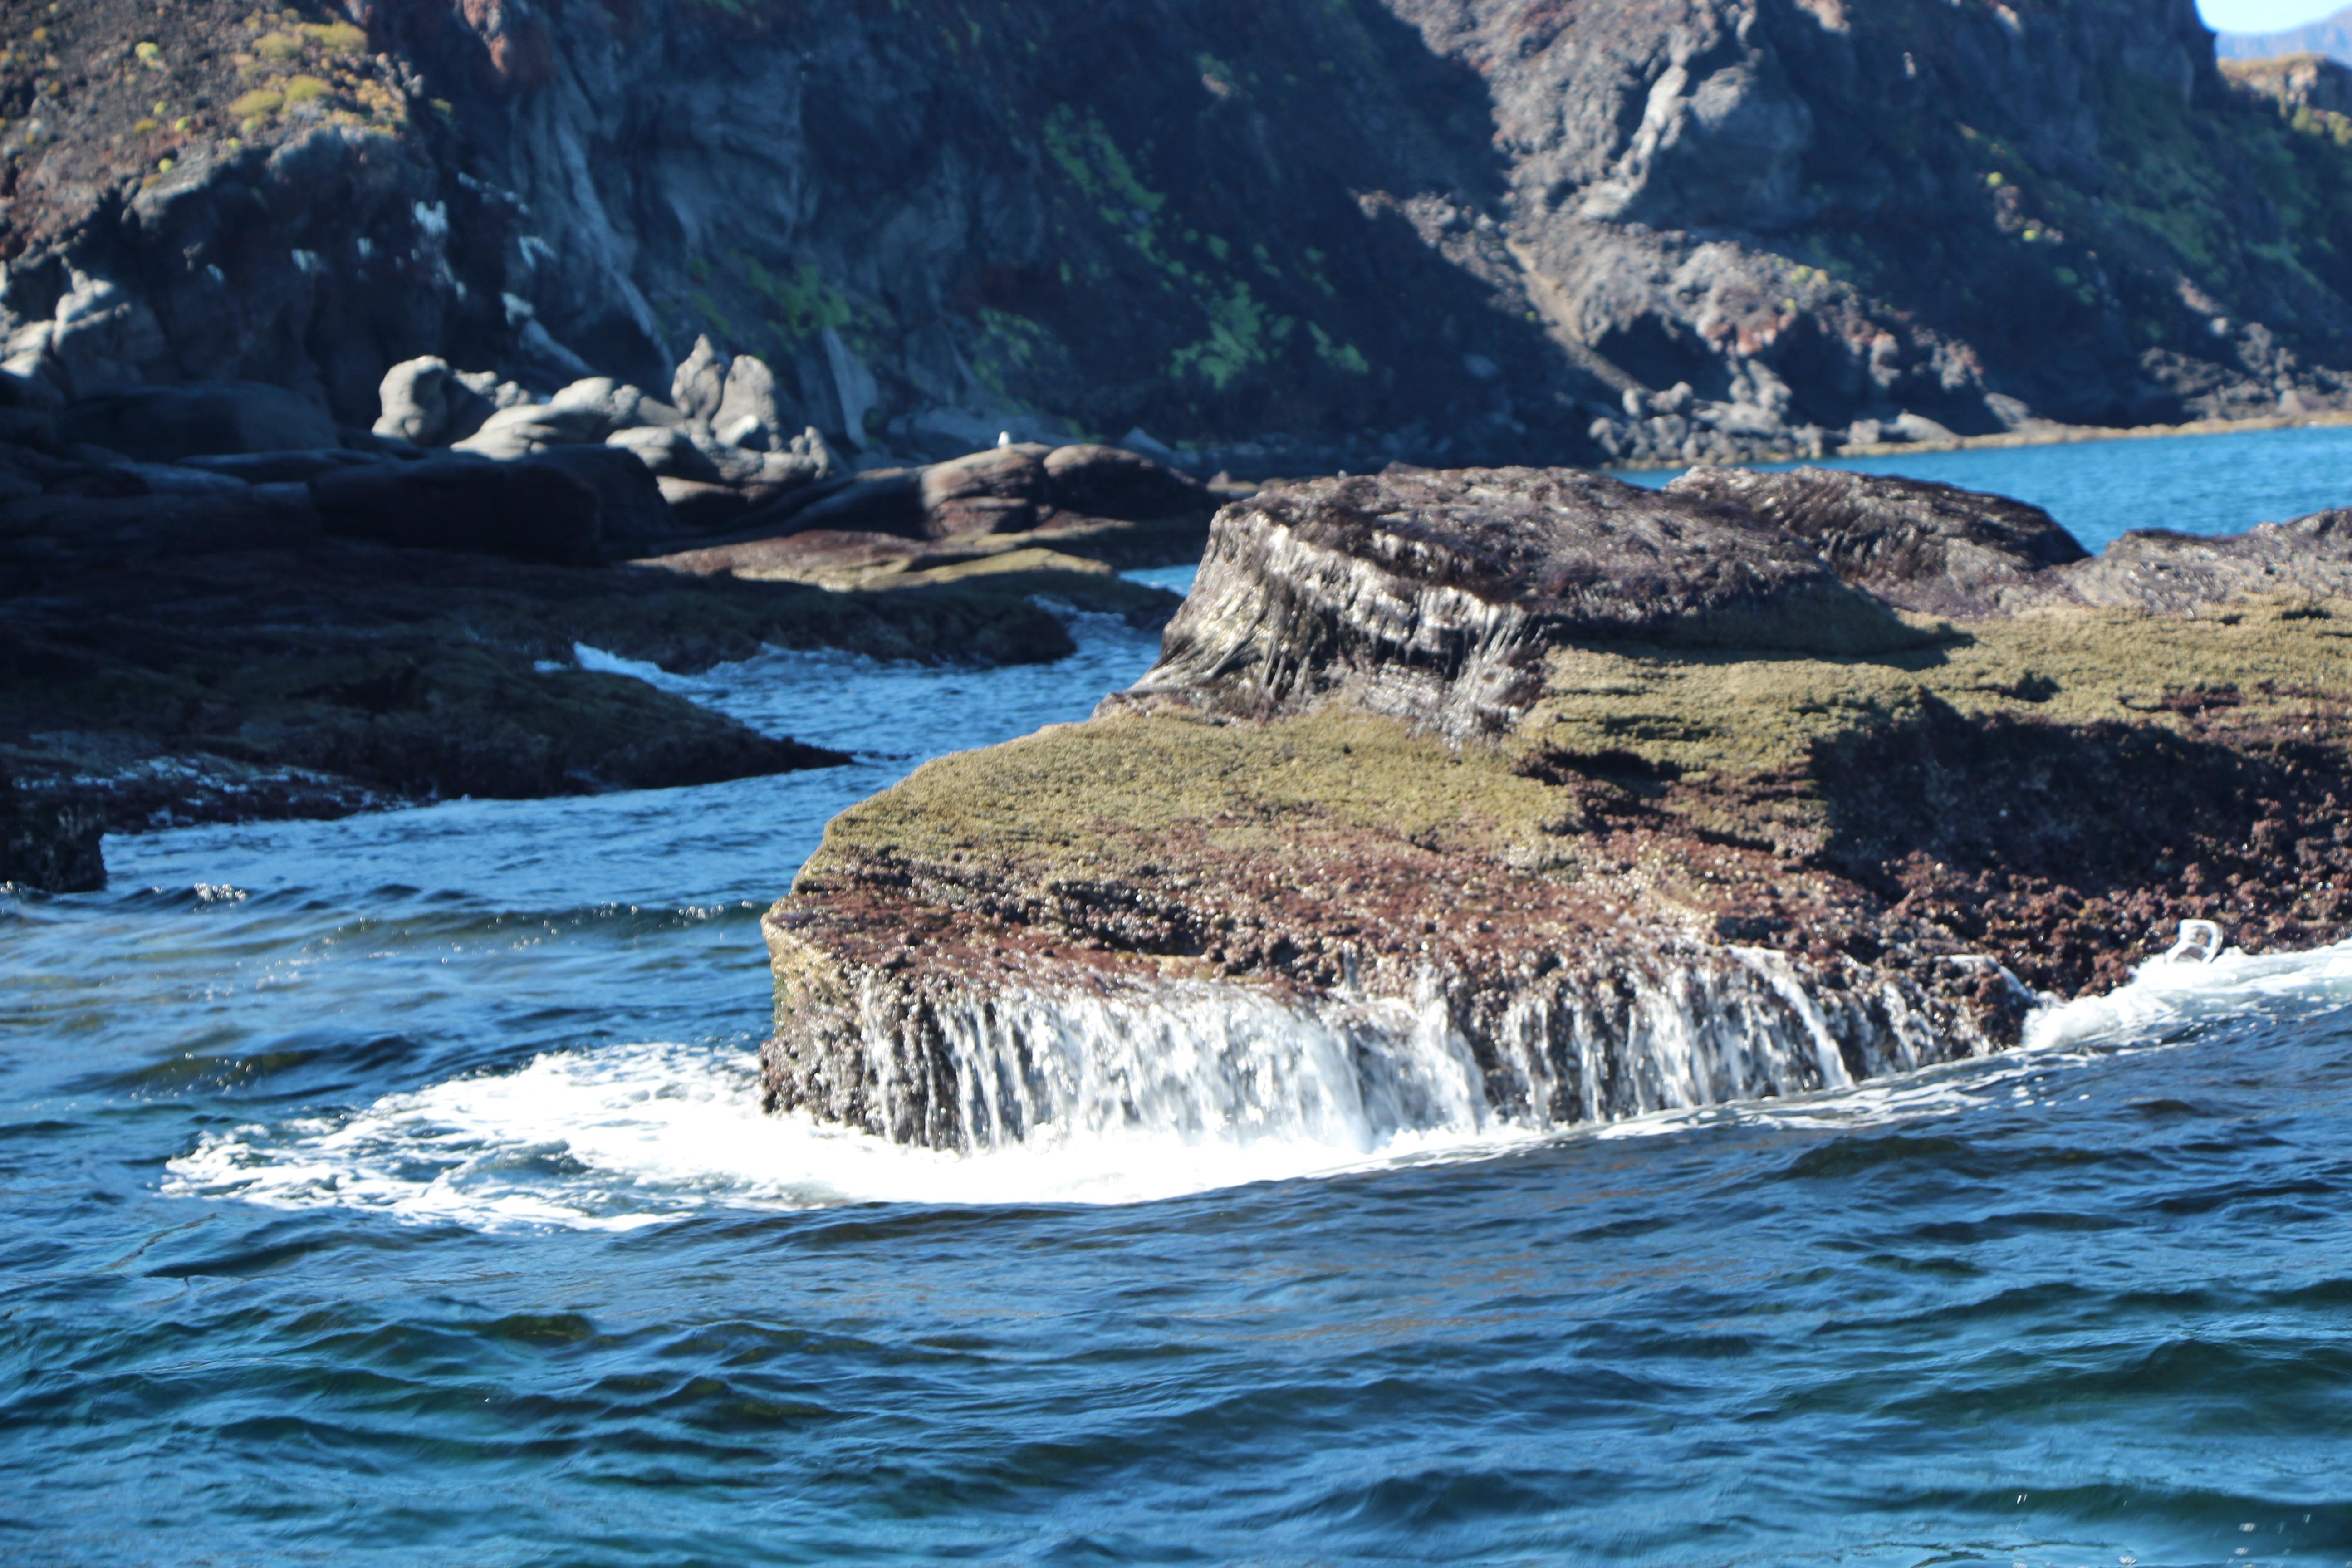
[165,934,2352,1231]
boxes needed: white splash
[163,1036,1539,1230]
[2024,931,2352,1049]
[164,935,2352,1232]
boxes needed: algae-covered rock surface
[762,466,2352,1149]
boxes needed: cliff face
[6,0,2352,469]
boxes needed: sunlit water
[1617,419,2352,551]
[9,440,2352,1565]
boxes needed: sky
[2197,0,2350,32]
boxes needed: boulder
[681,424,771,484]
[522,445,679,558]
[671,335,730,422]
[714,354,785,449]
[609,424,723,482]
[1043,442,1209,519]
[373,356,497,446]
[451,402,614,461]
[2063,510,2352,611]
[309,455,602,565]
[547,377,683,436]
[918,443,1051,536]
[786,425,844,482]
[60,381,338,461]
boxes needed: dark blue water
[8,436,2352,1566]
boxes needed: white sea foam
[162,1038,1540,1230]
[2024,932,2352,1048]
[164,936,2352,1231]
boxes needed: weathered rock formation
[5,0,2352,473]
[761,465,2352,1149]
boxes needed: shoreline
[1602,406,2352,474]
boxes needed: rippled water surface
[1617,419,2352,551]
[9,439,2352,1566]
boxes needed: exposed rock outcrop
[0,410,1190,832]
[646,441,1225,592]
[5,0,2352,473]
[761,465,2352,1149]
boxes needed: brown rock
[1665,465,2089,618]
[1043,443,1210,520]
[760,463,2352,1151]
[919,445,1053,537]
[1120,465,1921,739]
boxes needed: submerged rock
[761,464,2352,1149]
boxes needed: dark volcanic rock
[0,486,317,591]
[311,455,603,565]
[0,523,1112,830]
[4,0,2349,475]
[523,445,680,559]
[0,776,104,893]
[762,464,2352,1150]
[180,449,391,485]
[919,447,1053,539]
[58,382,340,462]
[1044,444,1211,519]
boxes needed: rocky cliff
[7,0,2352,473]
[761,465,2352,1149]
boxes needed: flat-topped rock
[1665,466,2091,618]
[761,463,2352,1151]
[1119,466,1923,740]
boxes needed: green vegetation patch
[804,597,2352,894]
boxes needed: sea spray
[162,934,2352,1229]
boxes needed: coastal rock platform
[762,466,2352,1149]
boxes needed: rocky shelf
[0,348,1218,885]
[761,465,2352,1149]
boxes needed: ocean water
[7,434,2352,1566]
[1615,420,2352,552]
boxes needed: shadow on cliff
[926,0,1617,459]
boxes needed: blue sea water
[8,431,2352,1566]
[1615,420,2352,552]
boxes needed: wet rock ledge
[763,465,2352,1149]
